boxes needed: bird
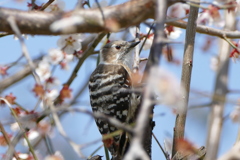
[89,40,141,160]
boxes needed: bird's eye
[115,46,121,50]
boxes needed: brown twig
[152,132,170,160]
[40,0,55,11]
[172,2,199,157]
[0,55,42,92]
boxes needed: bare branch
[0,56,42,92]
[40,0,55,11]
[205,10,236,160]
[166,20,240,39]
[125,0,168,159]
[172,1,199,156]
[53,32,106,105]
[0,0,154,35]
[49,104,85,158]
[0,0,239,40]
[7,16,41,84]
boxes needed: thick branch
[0,0,154,35]
[1,0,239,39]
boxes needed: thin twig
[0,122,20,160]
[94,0,106,27]
[152,133,170,160]
[0,55,43,92]
[53,33,106,105]
[40,0,55,11]
[43,135,55,155]
[104,146,110,160]
[49,103,85,158]
[7,16,41,85]
[140,22,155,54]
[133,25,140,73]
[88,145,103,159]
[0,98,38,160]
[37,106,134,134]
[223,35,239,50]
[3,131,25,160]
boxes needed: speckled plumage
[89,40,140,160]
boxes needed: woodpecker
[89,40,140,160]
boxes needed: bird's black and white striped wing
[89,64,132,135]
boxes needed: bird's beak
[129,41,141,48]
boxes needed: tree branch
[0,0,154,35]
[205,10,236,160]
[172,1,199,157]
[0,0,240,39]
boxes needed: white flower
[140,27,155,50]
[40,89,59,108]
[166,27,182,39]
[164,138,173,157]
[37,120,52,136]
[45,89,59,101]
[92,0,108,8]
[213,0,233,5]
[129,26,154,50]
[147,66,183,113]
[44,151,64,160]
[58,54,74,70]
[47,48,64,65]
[10,122,20,132]
[12,153,32,160]
[210,56,219,71]
[167,3,190,18]
[44,0,65,12]
[197,12,212,25]
[60,60,70,70]
[197,6,224,27]
[36,59,51,81]
[230,105,240,123]
[142,35,154,50]
[46,77,61,88]
[23,130,40,146]
[64,54,74,62]
[57,34,82,54]
[14,34,28,40]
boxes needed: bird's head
[99,40,140,66]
